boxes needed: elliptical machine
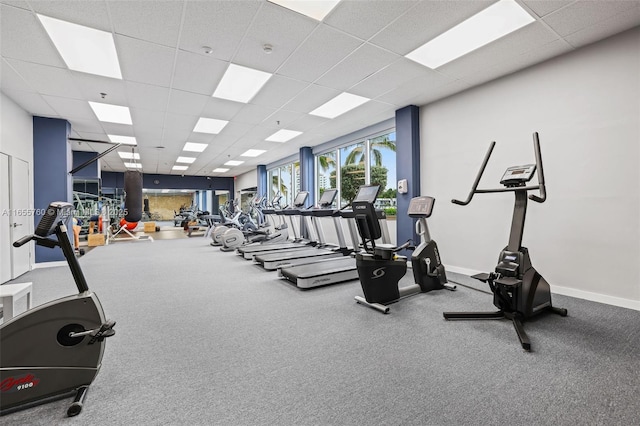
[1,202,116,417]
[354,195,453,314]
[443,132,567,351]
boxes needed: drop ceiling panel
[543,0,638,37]
[108,0,184,48]
[99,122,135,137]
[209,121,253,140]
[288,114,329,132]
[167,89,209,116]
[0,5,66,67]
[116,35,176,87]
[130,108,165,130]
[349,58,428,99]
[277,24,363,83]
[172,50,227,96]
[250,74,309,109]
[234,2,318,73]
[564,7,640,49]
[200,98,245,121]
[315,42,399,91]
[436,22,561,80]
[262,109,306,129]
[28,0,112,32]
[1,59,33,92]
[522,0,575,18]
[376,71,463,106]
[68,119,105,135]
[41,95,96,120]
[369,0,494,55]
[179,0,261,61]
[125,82,170,112]
[232,103,277,125]
[163,112,198,131]
[281,84,341,114]
[324,0,418,41]
[73,72,128,105]
[0,1,30,11]
[2,88,57,117]
[6,59,83,99]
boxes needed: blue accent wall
[102,172,234,194]
[72,150,100,178]
[257,165,267,198]
[299,147,314,207]
[33,116,72,262]
[395,105,421,247]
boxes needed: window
[268,160,299,207]
[315,129,396,212]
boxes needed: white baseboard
[444,264,640,312]
[33,261,67,269]
[552,285,640,311]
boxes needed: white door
[0,153,11,283]
[9,157,30,278]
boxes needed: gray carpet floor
[3,237,639,425]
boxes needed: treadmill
[254,189,348,270]
[278,185,389,289]
[236,191,312,260]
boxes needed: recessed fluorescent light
[266,129,303,143]
[268,0,341,21]
[183,142,208,152]
[118,152,140,160]
[240,149,267,158]
[38,14,122,79]
[405,0,535,69]
[193,117,229,134]
[124,162,142,169]
[309,92,370,119]
[89,102,132,125]
[224,160,244,166]
[212,64,272,103]
[172,165,188,171]
[176,156,196,164]
[213,168,230,173]
[108,135,137,145]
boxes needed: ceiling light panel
[172,165,188,171]
[108,135,137,145]
[183,142,208,152]
[89,102,132,125]
[118,152,140,160]
[37,14,122,79]
[241,149,267,157]
[193,117,229,134]
[405,0,535,69]
[124,162,142,169]
[309,92,370,119]
[268,0,341,21]
[213,168,230,173]
[224,160,244,166]
[176,156,196,164]
[212,64,272,103]
[265,129,303,143]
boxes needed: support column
[395,105,421,247]
[257,165,267,199]
[299,146,314,207]
[33,116,72,262]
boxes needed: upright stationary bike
[1,202,116,416]
[443,132,567,351]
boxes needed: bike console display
[353,185,380,203]
[408,196,435,218]
[500,164,536,187]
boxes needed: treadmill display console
[293,191,309,206]
[500,164,536,186]
[317,189,338,206]
[408,196,434,218]
[353,185,380,203]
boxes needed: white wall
[420,28,640,309]
[1,92,35,276]
[234,169,257,197]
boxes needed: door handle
[12,223,23,227]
